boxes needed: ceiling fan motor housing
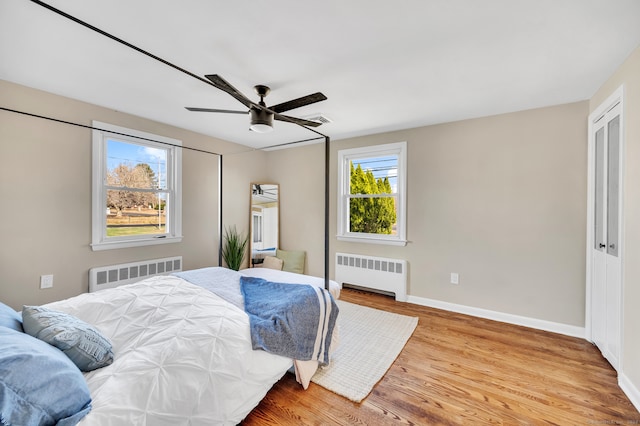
[250,106,273,131]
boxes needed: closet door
[591,125,607,353]
[589,98,622,371]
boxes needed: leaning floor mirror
[249,183,279,267]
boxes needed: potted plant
[222,225,248,271]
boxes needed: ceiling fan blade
[270,92,327,114]
[274,114,322,127]
[185,107,247,114]
[204,74,254,109]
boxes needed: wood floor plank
[241,288,639,425]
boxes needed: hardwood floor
[242,288,638,425]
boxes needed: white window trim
[337,141,407,246]
[91,121,182,251]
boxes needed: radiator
[335,253,407,302]
[89,256,182,293]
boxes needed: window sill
[91,235,182,251]
[337,235,407,246]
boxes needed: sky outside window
[351,155,398,193]
[107,139,168,189]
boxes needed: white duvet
[174,266,341,389]
[45,275,293,426]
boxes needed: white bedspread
[45,275,292,426]
[175,267,341,389]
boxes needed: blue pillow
[22,305,114,372]
[0,327,92,425]
[0,301,23,332]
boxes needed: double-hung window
[91,121,182,250]
[337,141,407,246]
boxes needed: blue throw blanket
[240,276,339,365]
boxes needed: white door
[262,207,279,249]
[589,91,623,371]
[252,211,263,250]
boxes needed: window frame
[91,121,182,251]
[337,141,407,246]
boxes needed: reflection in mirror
[250,183,279,267]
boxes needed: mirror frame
[249,183,280,268]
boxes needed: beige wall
[590,45,640,403]
[223,149,269,270]
[265,144,327,276]
[269,101,589,327]
[0,80,255,310]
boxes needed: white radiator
[89,256,182,293]
[335,253,407,302]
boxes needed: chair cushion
[276,249,306,274]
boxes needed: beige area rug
[311,300,418,402]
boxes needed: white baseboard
[406,295,585,339]
[619,372,640,412]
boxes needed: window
[337,142,407,246]
[91,121,182,250]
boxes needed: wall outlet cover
[40,275,53,289]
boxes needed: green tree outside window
[349,162,396,234]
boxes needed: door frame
[585,85,625,361]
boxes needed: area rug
[311,300,418,402]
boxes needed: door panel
[607,115,620,257]
[591,250,607,349]
[594,127,605,252]
[592,124,607,351]
[605,254,621,367]
[605,113,621,368]
[589,97,622,372]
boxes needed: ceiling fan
[186,74,327,133]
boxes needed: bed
[0,267,340,426]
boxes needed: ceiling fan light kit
[186,75,327,133]
[250,107,274,133]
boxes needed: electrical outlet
[40,274,54,289]
[450,273,459,285]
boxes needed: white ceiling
[2,1,640,150]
